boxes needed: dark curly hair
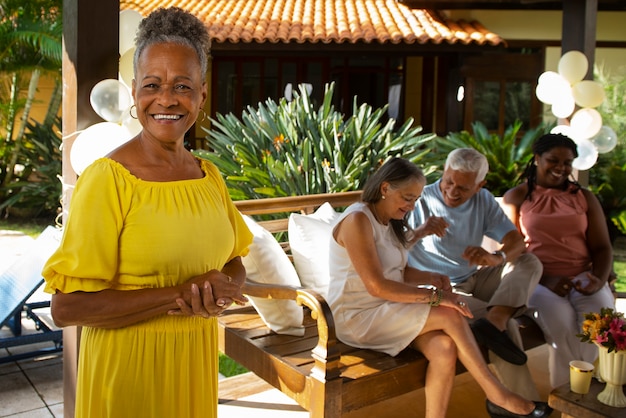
[523,133,580,200]
[133,7,211,77]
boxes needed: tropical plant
[0,0,63,203]
[0,116,62,219]
[589,65,626,238]
[427,120,552,196]
[193,83,437,200]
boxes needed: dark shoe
[486,399,553,418]
[471,318,527,365]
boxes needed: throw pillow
[288,202,340,298]
[241,215,304,336]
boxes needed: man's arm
[462,229,525,267]
[498,229,526,263]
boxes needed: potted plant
[578,307,626,407]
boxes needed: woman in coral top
[503,133,615,388]
[42,8,252,418]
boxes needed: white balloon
[538,71,561,86]
[90,79,132,123]
[119,47,135,89]
[551,94,576,119]
[70,122,133,175]
[121,106,143,137]
[570,108,603,140]
[572,138,598,171]
[590,125,618,154]
[119,10,143,54]
[535,72,571,105]
[558,51,588,85]
[572,80,606,108]
[535,83,555,105]
[550,124,574,138]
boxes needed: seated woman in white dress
[326,157,550,418]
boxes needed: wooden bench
[219,191,545,418]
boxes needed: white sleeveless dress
[326,202,430,356]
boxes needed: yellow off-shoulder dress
[42,158,252,418]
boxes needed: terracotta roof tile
[122,0,504,46]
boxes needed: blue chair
[0,226,63,364]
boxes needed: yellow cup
[569,360,594,394]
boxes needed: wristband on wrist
[492,250,507,265]
[428,288,443,307]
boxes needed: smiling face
[379,178,424,222]
[132,42,207,145]
[439,168,485,208]
[535,146,575,188]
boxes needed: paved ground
[1,229,625,417]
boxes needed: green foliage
[193,83,436,200]
[427,120,551,196]
[589,65,626,237]
[0,117,62,219]
[1,0,63,209]
[218,353,248,377]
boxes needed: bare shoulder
[502,184,528,207]
[580,187,602,208]
[335,209,371,245]
[106,138,138,167]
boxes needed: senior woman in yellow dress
[42,8,252,418]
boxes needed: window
[459,50,544,135]
[212,55,405,121]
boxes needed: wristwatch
[492,250,507,264]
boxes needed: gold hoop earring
[198,109,207,123]
[129,105,138,120]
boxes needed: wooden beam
[561,0,597,187]
[399,0,625,10]
[61,1,119,416]
[562,0,597,80]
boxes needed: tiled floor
[2,230,625,417]
[0,330,64,417]
[0,332,556,418]
[2,297,626,418]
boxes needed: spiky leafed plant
[428,120,550,196]
[0,0,62,194]
[0,116,62,219]
[194,82,437,200]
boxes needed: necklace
[369,203,388,225]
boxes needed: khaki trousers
[454,253,543,400]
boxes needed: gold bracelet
[428,288,442,307]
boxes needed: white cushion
[241,215,304,336]
[288,202,340,297]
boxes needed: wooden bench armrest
[242,280,342,380]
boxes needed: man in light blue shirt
[409,148,543,397]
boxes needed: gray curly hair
[133,7,211,77]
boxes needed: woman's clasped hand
[170,270,248,317]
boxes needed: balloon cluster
[535,50,617,171]
[70,10,144,175]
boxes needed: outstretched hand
[462,246,501,267]
[412,216,449,242]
